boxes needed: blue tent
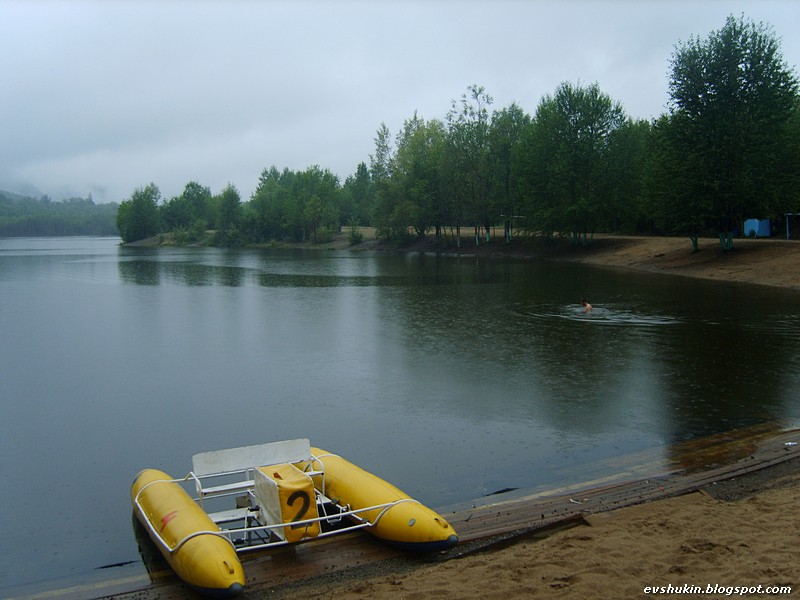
[744,219,770,237]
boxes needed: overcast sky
[2,0,798,204]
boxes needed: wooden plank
[96,428,800,599]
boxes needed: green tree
[159,181,212,234]
[247,166,298,241]
[389,113,447,241]
[303,195,323,243]
[216,183,241,231]
[648,114,709,250]
[605,117,652,234]
[489,103,531,242]
[446,84,494,245]
[183,181,213,228]
[293,165,340,243]
[159,193,192,232]
[781,98,800,214]
[666,14,799,250]
[370,123,394,240]
[341,162,372,226]
[525,82,625,244]
[116,183,160,243]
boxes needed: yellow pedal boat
[131,439,458,598]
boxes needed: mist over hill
[0,182,43,200]
[0,190,118,237]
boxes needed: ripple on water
[513,304,682,327]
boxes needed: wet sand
[253,454,800,600]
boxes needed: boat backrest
[192,438,312,477]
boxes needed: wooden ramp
[47,426,800,599]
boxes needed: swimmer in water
[581,299,592,313]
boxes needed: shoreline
[132,232,800,291]
[251,436,800,600]
[377,233,800,291]
[104,428,800,600]
[533,234,800,291]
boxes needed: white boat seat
[208,507,258,525]
[200,480,253,496]
[191,439,317,501]
[192,439,313,476]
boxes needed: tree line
[0,193,118,237]
[117,15,800,249]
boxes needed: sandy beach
[248,235,800,600]
[537,234,800,291]
[258,463,799,599]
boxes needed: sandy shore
[251,455,800,600]
[539,235,800,291]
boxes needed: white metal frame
[133,442,420,556]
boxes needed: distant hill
[0,189,35,202]
[0,192,119,237]
[0,181,44,199]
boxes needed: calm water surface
[1,237,799,596]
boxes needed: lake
[1,236,799,597]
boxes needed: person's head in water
[581,299,592,312]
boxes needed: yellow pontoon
[131,469,245,598]
[131,439,458,598]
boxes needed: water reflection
[118,250,247,286]
[376,255,800,450]
[152,261,244,286]
[655,321,795,442]
[118,247,411,288]
[118,259,161,285]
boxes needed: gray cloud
[1,0,798,203]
